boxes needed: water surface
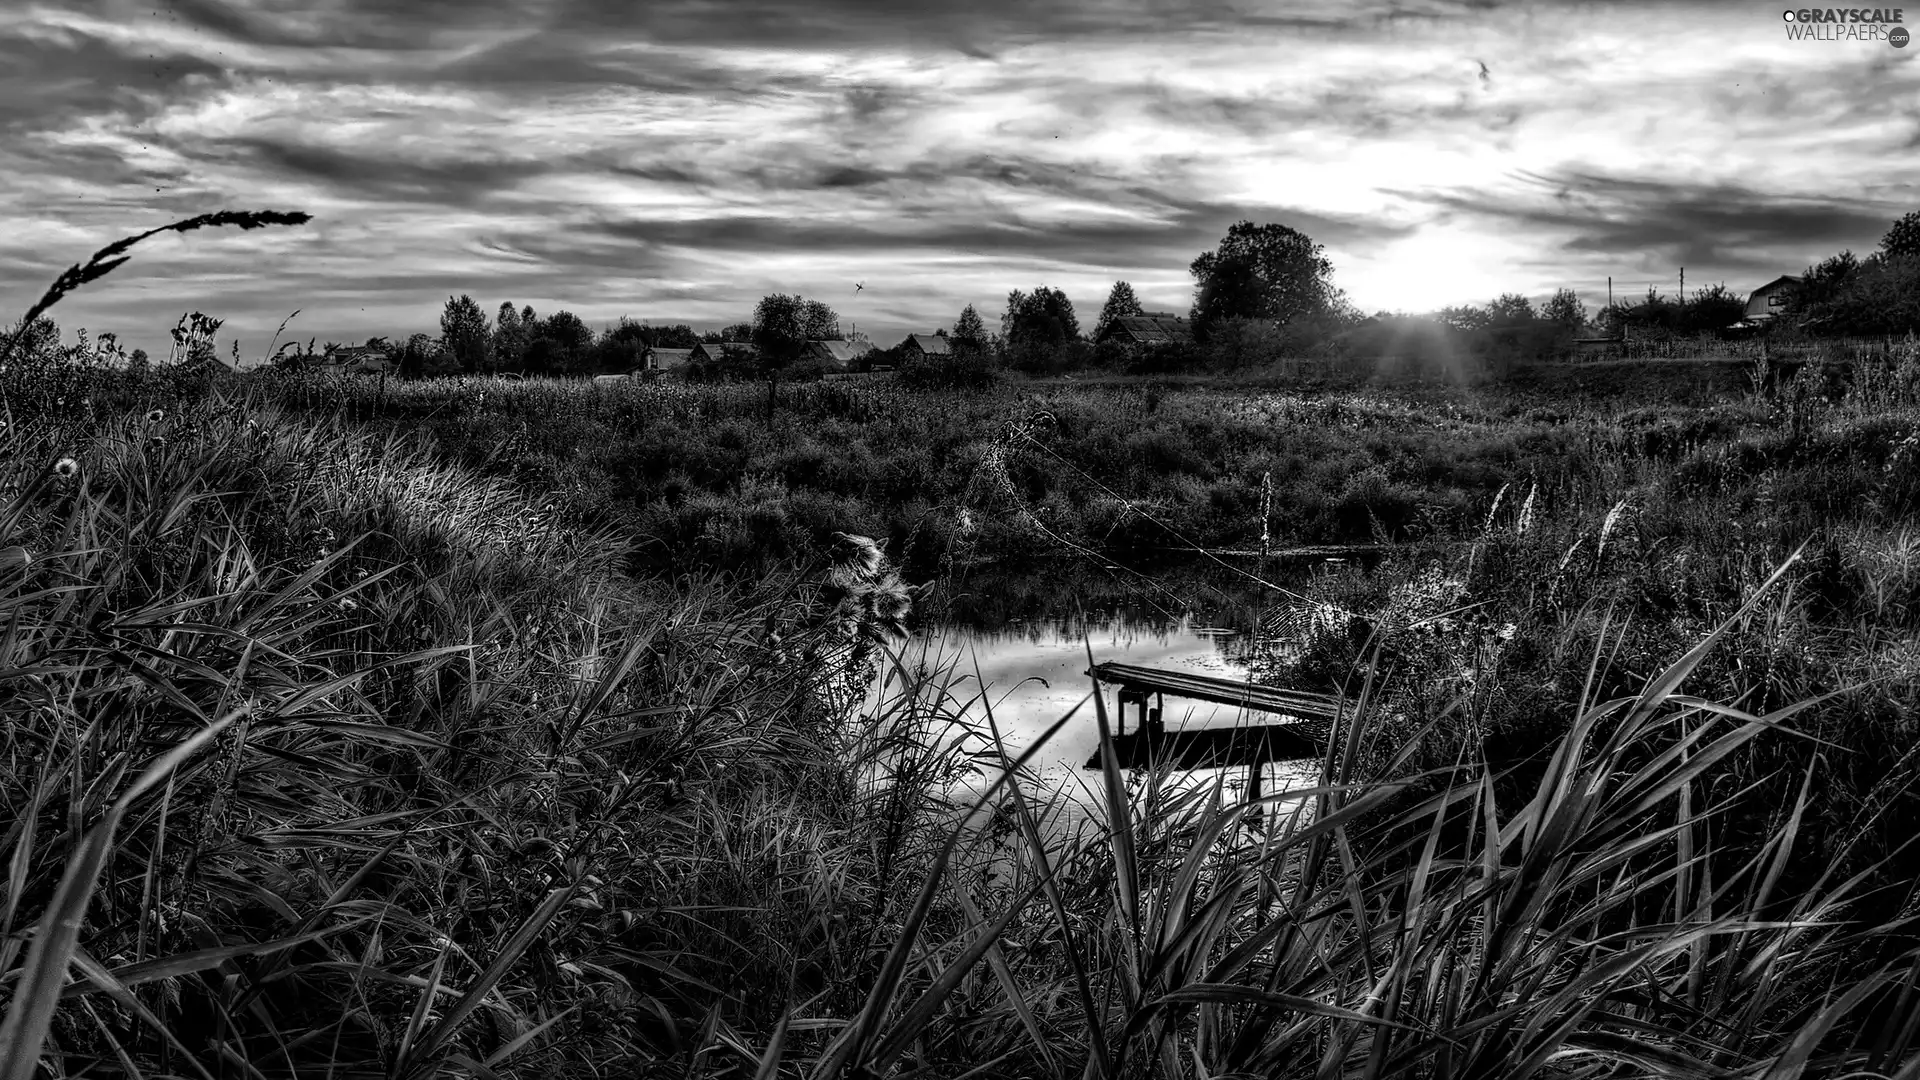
[887,562,1335,828]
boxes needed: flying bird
[854,281,865,292]
[1473,59,1491,86]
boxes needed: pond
[879,556,1349,833]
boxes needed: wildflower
[829,531,885,577]
[147,409,165,423]
[338,597,358,612]
[52,457,78,478]
[149,436,165,448]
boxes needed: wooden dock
[1081,662,1340,797]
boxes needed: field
[4,323,1920,1078]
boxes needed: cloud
[135,0,1547,57]
[4,0,1917,353]
[1395,169,1902,276]
[217,136,560,206]
[0,22,231,133]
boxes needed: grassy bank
[4,334,1920,1075]
[236,366,1724,582]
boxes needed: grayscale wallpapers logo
[1782,7,1909,45]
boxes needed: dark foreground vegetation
[4,215,1920,1078]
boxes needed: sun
[1342,228,1522,315]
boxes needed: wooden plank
[1084,722,1325,771]
[1086,662,1339,723]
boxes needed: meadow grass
[1,358,1917,1077]
[5,225,1920,1075]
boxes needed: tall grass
[4,224,1918,1077]
[0,384,968,1076]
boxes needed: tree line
[1781,210,1920,336]
[22,210,1916,384]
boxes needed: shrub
[897,345,1003,390]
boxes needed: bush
[1124,339,1206,375]
[897,345,1002,390]
[1202,316,1287,369]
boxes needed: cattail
[1483,481,1510,535]
[1557,536,1585,574]
[1514,481,1537,538]
[1259,470,1274,558]
[1596,497,1633,561]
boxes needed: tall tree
[1002,287,1078,349]
[400,332,437,378]
[1881,210,1920,261]
[593,318,651,373]
[1000,289,1027,343]
[492,301,527,371]
[1188,221,1336,337]
[1093,280,1146,341]
[752,293,836,420]
[1485,293,1536,326]
[637,323,700,349]
[952,304,987,350]
[752,294,810,366]
[1436,304,1490,332]
[1541,288,1586,327]
[542,310,593,373]
[439,295,490,373]
[799,299,840,341]
[1791,250,1861,318]
[1037,287,1079,340]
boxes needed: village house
[644,346,696,373]
[1743,275,1799,323]
[317,344,392,375]
[898,333,951,359]
[690,341,759,364]
[1095,312,1194,349]
[804,338,874,371]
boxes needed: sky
[2,0,1916,360]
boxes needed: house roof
[325,345,390,361]
[692,340,758,360]
[806,339,873,364]
[905,333,951,355]
[648,347,695,367]
[1100,314,1192,345]
[1751,275,1801,293]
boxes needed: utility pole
[1679,267,1685,312]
